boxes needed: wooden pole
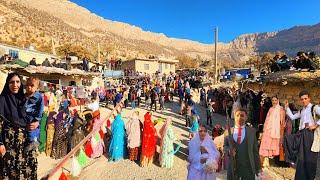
[214,27,218,84]
[51,37,56,55]
[97,43,101,63]
[42,100,124,179]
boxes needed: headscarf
[141,112,157,157]
[159,118,174,164]
[0,72,27,127]
[109,114,126,161]
[126,111,141,148]
[188,132,220,170]
[160,118,172,140]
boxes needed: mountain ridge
[1,0,319,67]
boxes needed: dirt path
[38,93,281,179]
[38,96,229,179]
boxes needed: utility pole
[97,43,101,63]
[51,37,56,55]
[214,27,218,84]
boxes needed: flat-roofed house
[0,43,58,64]
[121,58,178,75]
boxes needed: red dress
[141,112,157,158]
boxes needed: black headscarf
[0,72,27,127]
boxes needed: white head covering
[188,132,220,170]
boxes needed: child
[206,103,214,126]
[159,94,165,111]
[189,115,199,139]
[25,77,44,151]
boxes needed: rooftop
[0,64,101,77]
[263,70,320,82]
[126,58,179,64]
[0,43,58,58]
[244,70,320,83]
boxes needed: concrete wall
[158,62,175,74]
[0,44,57,64]
[244,81,320,107]
[122,59,176,75]
[135,60,158,74]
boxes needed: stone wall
[244,81,320,107]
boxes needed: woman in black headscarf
[0,72,38,179]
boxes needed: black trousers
[124,99,128,108]
[185,115,191,127]
[284,129,318,180]
[207,113,212,125]
[150,100,157,111]
[137,97,141,106]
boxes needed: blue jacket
[25,91,44,123]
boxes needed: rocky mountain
[0,0,319,67]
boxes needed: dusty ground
[38,93,285,180]
[38,95,229,180]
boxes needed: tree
[57,44,93,59]
[176,55,198,69]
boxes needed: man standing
[224,108,261,180]
[150,88,157,112]
[137,88,142,107]
[284,90,320,180]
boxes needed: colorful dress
[159,119,179,168]
[190,117,199,135]
[91,117,105,158]
[46,112,55,157]
[126,113,141,161]
[39,112,48,153]
[51,111,68,159]
[259,105,284,157]
[70,113,85,149]
[140,112,157,167]
[109,114,126,161]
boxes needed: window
[165,63,168,69]
[144,64,149,70]
[9,49,19,59]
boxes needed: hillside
[0,0,320,67]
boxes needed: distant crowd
[268,51,320,72]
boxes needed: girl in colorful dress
[259,96,285,167]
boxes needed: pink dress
[259,107,281,157]
[91,118,105,158]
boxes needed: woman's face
[9,75,21,94]
[271,97,279,106]
[199,126,207,140]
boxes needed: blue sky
[71,0,320,44]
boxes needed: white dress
[187,133,220,180]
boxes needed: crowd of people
[0,72,106,179]
[0,64,319,180]
[195,84,320,180]
[268,51,320,72]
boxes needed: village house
[121,58,178,75]
[0,43,58,64]
[0,65,102,91]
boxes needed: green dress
[159,127,179,168]
[39,112,48,152]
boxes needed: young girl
[189,115,199,139]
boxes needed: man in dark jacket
[224,108,261,180]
